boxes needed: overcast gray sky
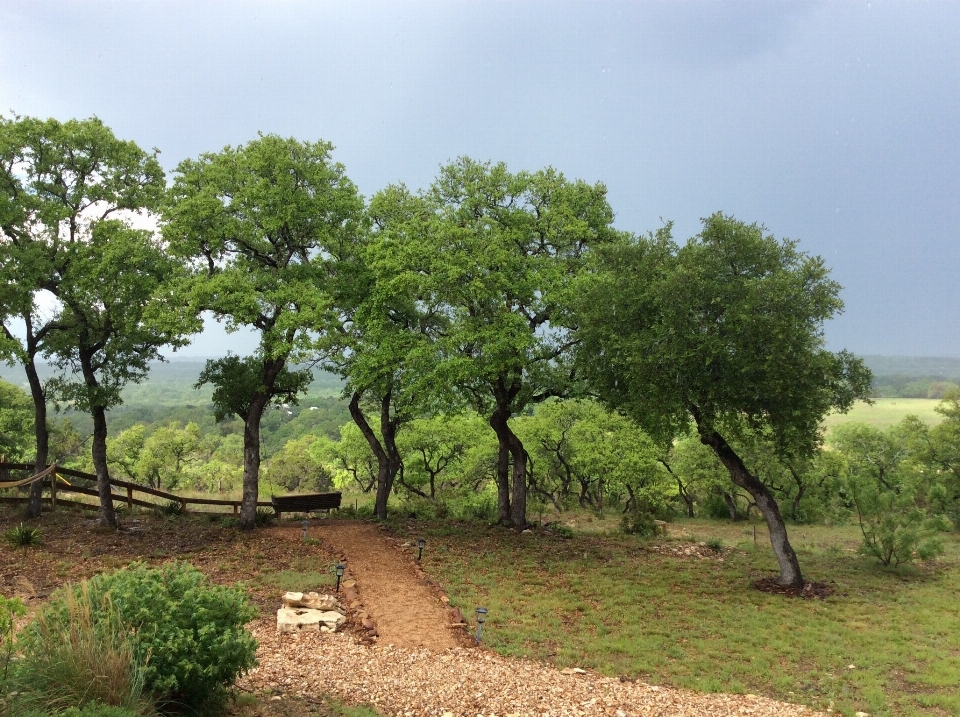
[2,0,957,357]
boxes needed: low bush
[3,523,42,548]
[13,583,152,715]
[157,501,184,518]
[850,482,948,566]
[24,562,257,713]
[620,509,658,537]
[1,594,26,699]
[254,507,276,526]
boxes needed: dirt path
[306,520,460,650]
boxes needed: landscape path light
[335,563,345,592]
[301,518,310,542]
[417,538,426,561]
[475,607,488,645]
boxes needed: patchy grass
[414,517,960,717]
[822,398,944,433]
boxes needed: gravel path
[251,520,824,717]
[310,521,459,650]
[239,622,826,717]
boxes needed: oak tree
[573,213,871,586]
[163,135,364,529]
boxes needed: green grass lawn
[412,518,960,717]
[823,398,944,433]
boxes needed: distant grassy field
[822,398,944,433]
[414,518,960,717]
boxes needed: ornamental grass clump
[3,523,42,548]
[18,562,257,714]
[13,583,153,716]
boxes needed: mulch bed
[753,576,834,599]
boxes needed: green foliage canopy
[573,213,872,586]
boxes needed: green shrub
[4,523,42,548]
[28,563,257,713]
[620,509,658,537]
[706,538,724,552]
[254,507,276,526]
[1,594,26,695]
[448,490,498,522]
[157,501,184,518]
[851,481,948,566]
[14,583,152,715]
[547,523,575,539]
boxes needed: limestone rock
[282,591,340,610]
[277,608,346,634]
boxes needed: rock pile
[276,592,346,634]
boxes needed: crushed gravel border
[239,620,826,717]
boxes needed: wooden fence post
[50,470,57,509]
[127,486,133,510]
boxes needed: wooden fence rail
[0,463,271,515]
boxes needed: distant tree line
[2,114,875,587]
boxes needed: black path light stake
[475,607,488,645]
[335,563,345,592]
[417,538,426,561]
[301,519,310,542]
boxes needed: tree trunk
[379,394,403,520]
[91,404,116,528]
[694,416,804,588]
[23,358,48,519]
[239,391,270,530]
[723,492,740,521]
[791,489,804,522]
[77,348,116,528]
[657,458,695,518]
[680,483,695,518]
[489,410,512,524]
[509,435,528,529]
[490,408,529,528]
[238,355,289,530]
[349,391,399,521]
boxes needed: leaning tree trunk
[695,419,804,587]
[90,404,117,528]
[723,492,740,522]
[23,358,48,519]
[348,392,399,521]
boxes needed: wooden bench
[271,492,342,520]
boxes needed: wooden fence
[0,463,271,515]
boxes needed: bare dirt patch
[752,577,834,600]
